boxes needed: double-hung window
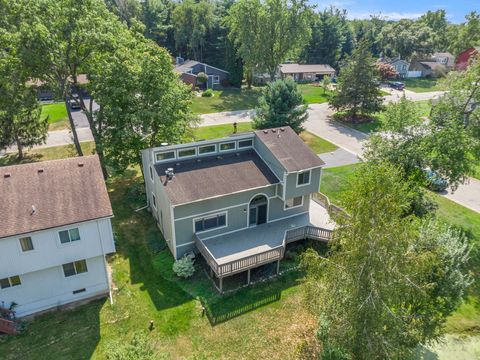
[63,260,88,277]
[59,228,81,244]
[297,170,310,186]
[194,213,227,233]
[0,276,21,289]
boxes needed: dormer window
[178,147,196,158]
[199,144,216,154]
[238,139,253,148]
[156,151,175,162]
[297,170,310,186]
[220,142,236,151]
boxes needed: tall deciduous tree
[302,162,471,359]
[227,0,313,85]
[253,78,307,133]
[172,0,214,61]
[449,11,480,56]
[419,9,449,51]
[330,40,383,120]
[0,3,48,159]
[301,7,353,68]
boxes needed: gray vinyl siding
[284,167,322,199]
[268,195,309,219]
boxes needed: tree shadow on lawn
[108,174,193,312]
[209,88,261,113]
[0,299,105,360]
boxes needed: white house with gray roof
[0,156,115,317]
[141,127,334,292]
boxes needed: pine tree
[330,40,384,121]
[253,78,308,133]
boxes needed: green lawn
[297,84,332,104]
[41,103,69,130]
[191,84,332,114]
[341,100,432,134]
[190,123,337,154]
[191,88,262,114]
[404,78,446,93]
[320,163,360,204]
[0,147,318,359]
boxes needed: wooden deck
[193,202,334,291]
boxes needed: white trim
[149,165,154,182]
[0,275,22,290]
[176,241,195,248]
[177,147,197,159]
[282,172,287,200]
[219,141,236,152]
[151,192,157,209]
[247,193,270,227]
[296,170,311,187]
[286,165,322,175]
[202,63,229,74]
[193,211,228,234]
[170,202,177,259]
[174,203,249,222]
[284,195,304,210]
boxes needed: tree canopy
[302,162,471,359]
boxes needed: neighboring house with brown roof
[432,52,455,68]
[0,155,115,317]
[279,63,335,81]
[409,60,449,78]
[141,127,333,292]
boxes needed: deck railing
[195,225,333,278]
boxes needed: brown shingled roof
[0,155,113,239]
[155,149,280,205]
[255,127,325,172]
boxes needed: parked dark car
[69,95,81,110]
[389,81,405,90]
[425,169,448,192]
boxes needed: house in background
[432,52,455,68]
[409,60,448,78]
[174,57,229,89]
[456,47,480,70]
[378,57,410,78]
[0,156,115,317]
[141,127,334,292]
[279,63,335,82]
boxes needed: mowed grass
[41,102,69,130]
[190,84,333,114]
[191,88,261,114]
[190,122,337,154]
[320,163,360,204]
[404,78,445,93]
[342,100,432,134]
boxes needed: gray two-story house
[141,127,333,292]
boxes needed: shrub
[202,89,214,97]
[172,256,195,278]
[197,72,208,84]
[285,250,298,261]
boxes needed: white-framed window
[19,236,34,252]
[149,166,154,181]
[194,212,227,233]
[152,193,157,209]
[238,139,253,148]
[219,142,236,152]
[285,196,303,209]
[59,228,81,244]
[178,147,197,158]
[155,151,175,162]
[198,144,216,155]
[297,170,311,186]
[63,260,88,277]
[0,276,21,289]
[212,75,220,84]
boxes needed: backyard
[191,83,332,114]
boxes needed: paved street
[2,90,479,213]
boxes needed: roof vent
[31,205,37,215]
[78,162,84,167]
[3,173,11,178]
[280,127,285,132]
[38,168,44,173]
[160,142,169,147]
[272,129,277,133]
[165,168,174,181]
